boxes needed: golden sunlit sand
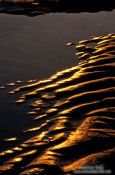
[0,33,115,174]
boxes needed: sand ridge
[0,33,115,174]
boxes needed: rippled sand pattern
[0,34,115,174]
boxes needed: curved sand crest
[0,33,115,174]
[0,0,115,16]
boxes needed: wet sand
[0,11,115,145]
[0,0,115,16]
[0,33,115,175]
[0,3,115,174]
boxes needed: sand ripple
[0,33,115,174]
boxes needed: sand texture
[0,34,115,174]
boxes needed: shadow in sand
[0,33,115,175]
[0,0,115,16]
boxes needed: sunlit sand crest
[0,33,115,175]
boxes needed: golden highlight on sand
[0,33,115,175]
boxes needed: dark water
[0,10,115,149]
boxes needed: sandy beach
[0,2,115,175]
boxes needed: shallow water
[0,10,115,149]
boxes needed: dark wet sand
[0,33,115,175]
[0,0,115,16]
